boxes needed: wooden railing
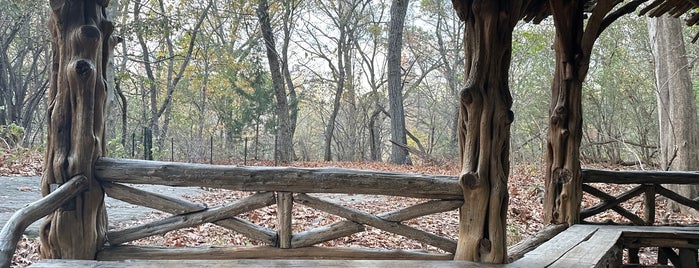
[580,169,699,225]
[93,158,463,261]
[3,159,698,267]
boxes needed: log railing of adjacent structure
[93,157,463,261]
[580,169,699,225]
[579,169,699,266]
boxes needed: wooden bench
[510,224,699,268]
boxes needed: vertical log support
[451,0,530,263]
[40,0,118,259]
[544,0,586,226]
[644,185,656,225]
[276,192,293,249]
[544,0,635,225]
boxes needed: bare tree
[0,3,50,147]
[130,0,211,156]
[297,0,369,161]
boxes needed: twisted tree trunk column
[40,0,117,259]
[451,0,529,263]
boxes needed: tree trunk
[451,0,526,263]
[369,108,384,161]
[387,0,410,165]
[648,15,699,215]
[257,0,293,162]
[281,0,300,156]
[324,27,348,162]
[40,0,118,259]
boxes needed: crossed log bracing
[104,181,461,252]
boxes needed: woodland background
[1,0,698,168]
[2,1,699,266]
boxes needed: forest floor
[1,147,697,267]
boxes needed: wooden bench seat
[511,224,699,268]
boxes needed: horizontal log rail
[580,169,699,225]
[582,169,699,184]
[95,158,462,199]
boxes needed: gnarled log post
[40,0,118,259]
[451,0,531,263]
[544,0,644,225]
[544,0,586,226]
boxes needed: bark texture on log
[544,0,642,225]
[40,0,118,260]
[451,0,531,263]
[544,0,586,227]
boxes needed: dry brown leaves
[0,148,43,177]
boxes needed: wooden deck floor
[30,225,699,268]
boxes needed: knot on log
[479,238,492,259]
[555,105,567,117]
[550,115,559,126]
[78,25,101,46]
[460,172,479,189]
[560,129,569,137]
[98,0,111,7]
[460,88,473,105]
[75,60,95,77]
[553,168,571,184]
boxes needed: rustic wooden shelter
[1,0,699,267]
